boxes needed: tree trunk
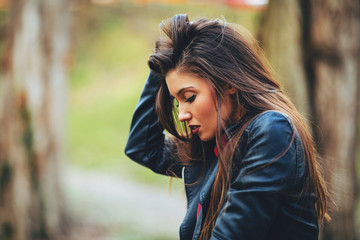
[309,1,360,239]
[259,0,311,117]
[0,0,70,239]
[260,0,360,239]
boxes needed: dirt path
[63,166,186,240]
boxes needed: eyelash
[175,95,196,108]
[185,95,196,103]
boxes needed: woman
[125,14,329,240]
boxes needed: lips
[189,125,200,135]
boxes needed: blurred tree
[260,0,360,239]
[0,0,70,239]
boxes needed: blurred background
[0,0,359,239]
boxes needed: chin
[199,135,216,142]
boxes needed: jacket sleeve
[210,111,318,240]
[124,71,183,177]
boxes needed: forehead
[165,70,211,95]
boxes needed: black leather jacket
[125,72,319,240]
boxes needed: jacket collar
[214,112,252,157]
[225,111,250,138]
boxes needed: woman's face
[166,69,234,142]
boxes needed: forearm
[125,71,182,176]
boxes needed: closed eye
[185,94,196,103]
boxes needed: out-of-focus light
[245,0,268,6]
[92,0,119,5]
[225,0,268,11]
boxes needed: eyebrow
[177,86,195,96]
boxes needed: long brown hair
[148,14,329,240]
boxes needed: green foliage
[115,226,177,240]
[67,2,261,186]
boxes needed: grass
[66,1,262,186]
[66,2,360,238]
[65,7,262,239]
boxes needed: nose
[178,108,191,122]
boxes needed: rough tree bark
[0,0,70,239]
[260,0,360,239]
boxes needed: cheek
[195,96,218,124]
